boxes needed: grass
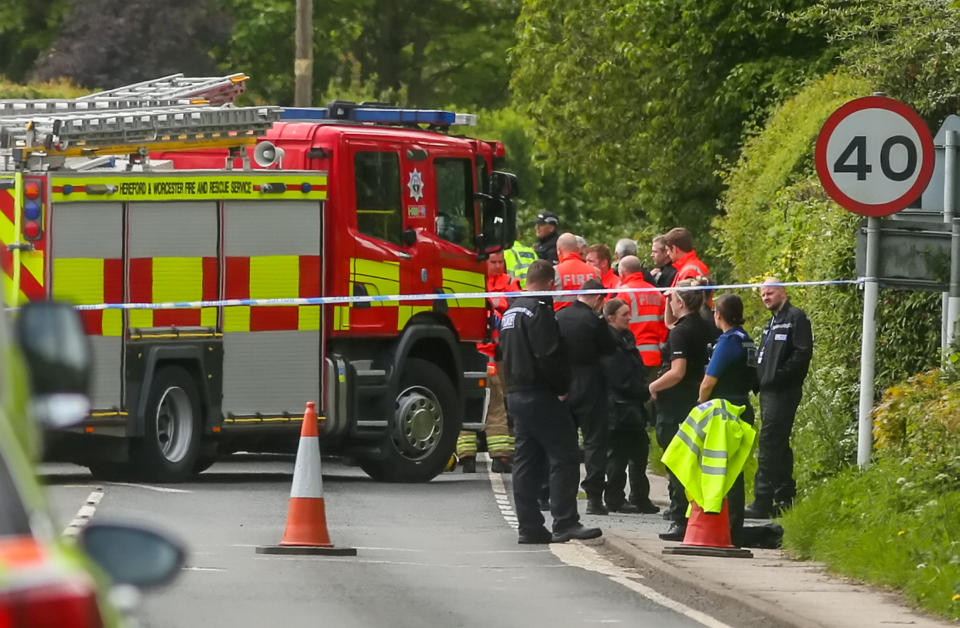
[781,458,960,620]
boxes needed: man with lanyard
[534,211,560,264]
[456,251,519,474]
[553,232,598,311]
[746,278,813,519]
[499,260,601,544]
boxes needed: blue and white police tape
[63,278,863,312]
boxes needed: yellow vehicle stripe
[50,173,328,203]
[398,305,431,328]
[442,267,485,308]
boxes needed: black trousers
[572,396,608,501]
[727,402,754,546]
[509,390,581,534]
[605,404,650,508]
[755,387,802,505]
[655,419,688,523]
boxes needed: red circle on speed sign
[815,96,934,216]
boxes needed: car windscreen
[0,452,32,536]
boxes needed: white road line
[182,566,227,572]
[62,488,104,538]
[106,482,191,493]
[483,454,734,628]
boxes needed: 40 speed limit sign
[816,96,934,216]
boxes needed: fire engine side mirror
[490,171,519,199]
[476,172,518,256]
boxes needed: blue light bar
[353,108,457,125]
[279,107,330,121]
[278,105,470,126]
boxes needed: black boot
[460,456,477,474]
[745,499,774,519]
[585,497,608,515]
[552,524,603,543]
[490,456,512,473]
[658,521,686,542]
[630,499,660,514]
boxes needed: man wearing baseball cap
[534,211,560,264]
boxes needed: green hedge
[715,72,942,492]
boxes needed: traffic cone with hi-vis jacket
[662,499,753,558]
[256,402,357,556]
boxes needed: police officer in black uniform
[534,212,560,264]
[746,278,813,519]
[699,293,757,544]
[500,260,602,544]
[556,278,617,515]
[648,278,717,541]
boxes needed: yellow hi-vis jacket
[503,242,537,288]
[661,399,757,513]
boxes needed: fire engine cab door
[221,199,322,418]
[346,139,435,333]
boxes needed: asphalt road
[41,456,718,628]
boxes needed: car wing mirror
[15,300,92,428]
[79,521,186,589]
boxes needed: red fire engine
[0,74,517,482]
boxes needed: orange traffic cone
[662,499,753,558]
[256,402,357,556]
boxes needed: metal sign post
[943,130,958,349]
[816,94,935,466]
[857,217,879,466]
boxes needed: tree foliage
[791,0,960,120]
[511,0,832,245]
[0,0,69,82]
[29,0,230,90]
[217,0,519,108]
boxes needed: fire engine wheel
[359,358,459,483]
[134,366,202,483]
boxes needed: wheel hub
[393,387,443,458]
[155,386,193,463]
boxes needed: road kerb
[601,532,820,628]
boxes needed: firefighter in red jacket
[457,251,519,473]
[663,227,711,327]
[615,255,667,368]
[585,243,619,295]
[554,232,598,311]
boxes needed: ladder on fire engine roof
[76,73,250,106]
[0,74,281,164]
[0,73,251,118]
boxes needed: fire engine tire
[193,452,218,474]
[359,358,459,483]
[134,366,202,483]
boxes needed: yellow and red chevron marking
[224,255,321,332]
[53,257,123,336]
[0,188,46,306]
